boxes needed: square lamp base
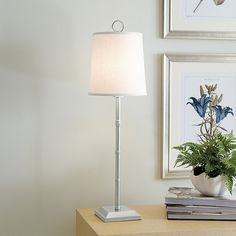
[95,206,142,223]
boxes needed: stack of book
[165,187,236,220]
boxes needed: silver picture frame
[162,54,236,179]
[163,0,236,40]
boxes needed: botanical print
[186,84,233,142]
[182,75,236,144]
[184,0,236,19]
[193,0,225,14]
[162,55,236,178]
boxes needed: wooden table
[76,205,236,236]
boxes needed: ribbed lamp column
[89,28,146,222]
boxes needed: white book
[165,187,236,208]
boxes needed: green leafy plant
[174,84,236,194]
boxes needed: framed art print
[163,0,236,39]
[162,54,236,178]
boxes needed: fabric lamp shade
[89,32,146,96]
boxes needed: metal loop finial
[112,20,124,32]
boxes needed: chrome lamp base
[95,206,141,222]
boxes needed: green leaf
[225,175,234,194]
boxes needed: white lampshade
[89,32,146,96]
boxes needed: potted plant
[174,84,236,196]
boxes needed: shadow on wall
[0,1,81,236]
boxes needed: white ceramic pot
[190,171,228,197]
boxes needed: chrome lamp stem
[115,96,121,211]
[95,96,141,222]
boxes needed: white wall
[1,0,236,235]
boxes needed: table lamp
[89,20,146,222]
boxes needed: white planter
[190,171,228,197]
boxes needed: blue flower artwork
[187,94,211,118]
[214,105,234,123]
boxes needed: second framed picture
[163,0,236,40]
[162,54,236,178]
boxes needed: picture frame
[163,0,236,40]
[162,54,236,178]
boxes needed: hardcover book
[167,212,236,221]
[167,205,236,215]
